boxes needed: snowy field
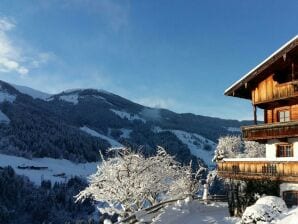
[0,153,98,185]
[149,200,239,224]
[80,126,123,147]
[153,127,216,167]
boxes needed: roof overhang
[225,35,298,99]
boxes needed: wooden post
[292,62,295,80]
[253,105,257,125]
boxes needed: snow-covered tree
[243,141,265,158]
[213,136,266,161]
[168,162,206,199]
[76,147,203,217]
[213,136,243,162]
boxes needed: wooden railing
[242,121,298,141]
[253,80,298,105]
[218,160,298,182]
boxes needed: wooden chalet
[218,35,298,207]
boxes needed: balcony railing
[218,159,298,182]
[242,121,298,141]
[253,80,298,105]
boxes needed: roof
[224,35,298,99]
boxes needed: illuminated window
[277,144,293,157]
[278,110,290,122]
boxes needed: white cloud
[0,17,15,31]
[0,17,28,76]
[0,17,52,76]
[136,97,176,109]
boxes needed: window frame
[276,143,293,157]
[278,109,290,122]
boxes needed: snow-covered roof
[225,35,298,98]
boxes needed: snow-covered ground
[59,93,79,104]
[153,127,215,166]
[80,126,123,147]
[119,128,132,138]
[110,109,146,123]
[0,109,10,123]
[226,127,241,133]
[273,207,298,224]
[12,84,51,100]
[152,200,239,224]
[0,153,97,185]
[170,130,215,166]
[0,91,16,103]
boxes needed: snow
[153,128,215,166]
[0,153,97,185]
[241,196,287,224]
[280,183,298,196]
[59,94,79,104]
[255,196,287,213]
[91,95,114,106]
[12,84,51,100]
[273,207,298,224]
[0,109,10,123]
[226,127,241,132]
[119,128,132,138]
[62,88,83,94]
[170,130,215,166]
[110,109,146,123]
[153,200,239,224]
[223,157,298,162]
[80,126,123,147]
[242,203,279,223]
[0,91,16,103]
[63,88,112,95]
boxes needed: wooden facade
[242,121,298,141]
[264,104,298,123]
[218,160,298,182]
[252,75,298,106]
[221,36,298,208]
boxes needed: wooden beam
[292,62,295,80]
[253,105,257,125]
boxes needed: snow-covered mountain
[0,80,251,171]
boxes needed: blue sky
[0,0,298,120]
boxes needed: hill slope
[0,80,249,167]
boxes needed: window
[262,164,277,175]
[283,191,298,207]
[277,144,293,157]
[278,110,290,122]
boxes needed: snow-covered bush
[76,147,203,217]
[255,196,287,214]
[241,196,287,224]
[243,141,265,158]
[213,136,243,162]
[213,136,266,161]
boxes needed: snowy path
[153,201,239,224]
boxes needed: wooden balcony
[253,80,298,105]
[218,159,298,182]
[242,121,298,141]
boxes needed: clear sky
[0,0,298,120]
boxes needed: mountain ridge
[0,80,250,168]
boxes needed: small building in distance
[218,35,298,208]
